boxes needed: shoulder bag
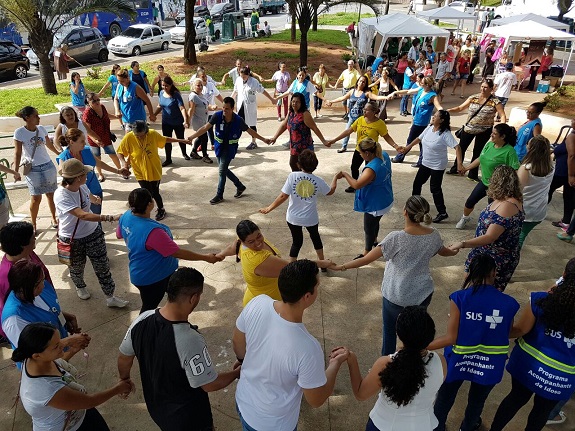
[454,95,492,139]
[20,129,39,176]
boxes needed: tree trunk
[291,11,296,42]
[29,22,57,95]
[183,0,197,65]
[312,13,317,31]
[300,28,308,66]
[384,0,390,15]
[298,6,312,66]
[38,52,57,95]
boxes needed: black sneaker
[234,187,246,198]
[433,213,449,223]
[155,208,166,221]
[210,196,223,205]
[190,151,202,160]
[183,154,191,161]
[345,186,355,193]
[321,267,327,273]
[446,166,458,175]
[162,159,172,167]
[411,163,422,168]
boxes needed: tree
[558,0,574,20]
[0,0,135,95]
[183,0,197,64]
[288,0,380,66]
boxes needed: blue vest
[289,81,312,108]
[70,83,85,107]
[1,281,68,349]
[445,285,519,385]
[56,147,102,196]
[506,292,575,400]
[212,111,244,159]
[515,118,542,162]
[354,154,394,213]
[118,210,178,286]
[412,88,437,126]
[117,81,146,124]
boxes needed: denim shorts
[89,145,117,157]
[25,161,57,195]
[459,73,469,80]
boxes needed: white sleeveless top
[379,79,390,93]
[369,351,443,431]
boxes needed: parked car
[108,24,170,56]
[27,26,108,69]
[210,2,236,22]
[0,40,29,79]
[447,1,476,13]
[174,6,211,24]
[169,17,210,43]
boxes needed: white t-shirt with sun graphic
[282,172,331,227]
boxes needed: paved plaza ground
[0,84,573,430]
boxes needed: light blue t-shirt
[515,118,542,162]
[70,82,85,107]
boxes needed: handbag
[57,191,81,266]
[455,95,493,139]
[20,129,39,176]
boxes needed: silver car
[108,24,170,56]
[169,17,208,44]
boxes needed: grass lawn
[252,29,349,48]
[317,12,375,26]
[481,0,502,6]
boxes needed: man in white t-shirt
[233,260,348,431]
[219,59,263,87]
[494,62,517,120]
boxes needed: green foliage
[481,0,502,6]
[265,51,300,59]
[317,12,375,26]
[543,85,575,112]
[251,29,349,47]
[86,66,103,80]
[341,53,353,62]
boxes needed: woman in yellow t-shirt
[217,220,333,306]
[326,101,402,193]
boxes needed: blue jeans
[216,153,244,198]
[341,115,355,149]
[393,124,427,163]
[237,404,296,431]
[399,94,411,113]
[382,293,432,356]
[365,417,380,430]
[433,379,495,431]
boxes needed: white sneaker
[281,141,290,148]
[76,288,91,300]
[456,215,472,230]
[246,142,258,150]
[106,296,129,308]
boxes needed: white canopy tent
[483,20,575,85]
[358,14,450,59]
[490,13,570,31]
[416,5,478,33]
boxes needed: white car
[447,1,476,13]
[108,24,170,56]
[169,17,208,43]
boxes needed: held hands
[13,171,21,182]
[396,146,407,154]
[322,139,332,148]
[335,171,344,180]
[458,164,467,175]
[116,379,135,399]
[65,314,80,334]
[66,333,91,352]
[205,253,224,264]
[448,242,464,252]
[316,259,336,269]
[324,100,333,107]
[149,113,157,122]
[264,138,275,146]
[329,346,350,364]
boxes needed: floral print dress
[287,112,313,156]
[465,201,525,291]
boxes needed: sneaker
[456,215,472,230]
[467,176,479,182]
[183,154,191,161]
[282,141,290,148]
[190,151,202,160]
[76,288,91,300]
[557,232,573,243]
[411,163,422,168]
[246,142,258,150]
[161,159,172,167]
[234,187,246,198]
[202,156,213,164]
[345,186,355,193]
[433,213,449,223]
[106,296,129,308]
[210,195,224,205]
[337,148,347,153]
[546,411,567,425]
[342,113,348,120]
[392,154,405,163]
[277,117,282,122]
[552,221,569,229]
[155,208,166,221]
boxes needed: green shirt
[479,141,520,186]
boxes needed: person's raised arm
[325,128,354,147]
[331,245,383,271]
[259,192,289,214]
[187,122,213,141]
[341,166,376,190]
[303,347,348,408]
[432,95,443,111]
[509,303,535,339]
[98,81,111,97]
[328,89,352,104]
[246,127,271,144]
[447,98,472,114]
[262,89,275,104]
[347,352,389,401]
[428,300,461,350]
[48,380,132,411]
[269,118,288,144]
[172,247,220,263]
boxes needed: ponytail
[358,137,383,160]
[11,323,57,363]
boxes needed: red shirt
[458,57,470,74]
[82,105,112,147]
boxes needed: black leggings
[134,274,171,314]
[314,95,323,112]
[548,175,575,224]
[77,408,110,430]
[193,133,209,157]
[138,180,163,210]
[289,154,300,172]
[412,165,446,214]
[490,377,558,431]
[162,123,188,160]
[465,181,488,210]
[451,128,492,179]
[287,222,323,258]
[351,150,364,180]
[364,213,383,252]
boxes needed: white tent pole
[561,41,573,86]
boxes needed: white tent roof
[416,5,477,21]
[484,20,575,42]
[358,14,450,57]
[490,13,570,31]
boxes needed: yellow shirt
[240,241,282,306]
[351,116,388,151]
[312,72,329,97]
[117,129,167,181]
[338,69,361,89]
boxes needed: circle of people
[0,36,574,431]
